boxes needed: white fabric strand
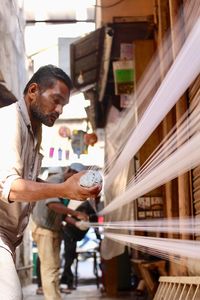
[100,131,200,215]
[88,217,198,235]
[105,232,200,261]
[104,18,200,191]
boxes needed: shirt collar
[17,97,31,128]
[17,97,42,144]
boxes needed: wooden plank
[74,53,100,76]
[159,276,200,284]
[70,27,105,89]
[73,28,103,59]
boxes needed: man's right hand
[61,171,102,201]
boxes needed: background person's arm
[48,202,88,221]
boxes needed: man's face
[30,80,70,127]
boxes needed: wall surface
[0,0,27,99]
[0,0,30,286]
[96,0,154,26]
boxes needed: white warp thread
[104,18,200,191]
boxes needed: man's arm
[64,215,77,226]
[47,202,88,221]
[64,214,90,231]
[7,171,101,202]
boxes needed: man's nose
[55,104,63,115]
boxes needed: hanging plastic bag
[113,60,134,95]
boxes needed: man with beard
[0,65,101,300]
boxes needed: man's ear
[28,83,39,101]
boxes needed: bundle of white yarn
[79,170,103,187]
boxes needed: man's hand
[61,171,102,201]
[75,220,90,231]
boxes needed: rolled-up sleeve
[0,175,21,203]
[0,106,23,203]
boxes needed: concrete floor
[23,283,137,300]
[22,248,148,300]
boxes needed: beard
[30,102,59,127]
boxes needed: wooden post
[155,0,177,222]
[103,257,118,297]
[155,0,180,275]
[169,0,191,275]
[169,0,191,224]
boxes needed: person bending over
[0,65,101,300]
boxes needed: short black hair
[23,64,73,95]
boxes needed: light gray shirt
[32,173,64,232]
[0,98,43,253]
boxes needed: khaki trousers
[32,231,61,300]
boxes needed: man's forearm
[9,178,64,202]
[7,172,101,202]
[48,202,76,215]
[64,215,77,226]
